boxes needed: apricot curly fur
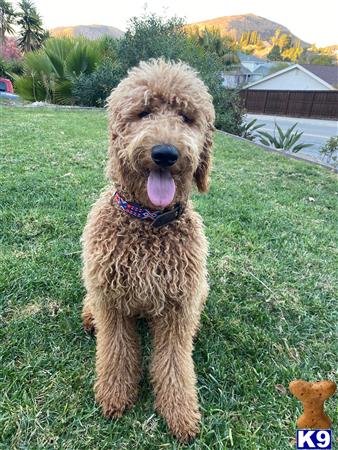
[81,59,215,442]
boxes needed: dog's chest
[85,208,208,316]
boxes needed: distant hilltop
[49,24,124,40]
[186,13,310,47]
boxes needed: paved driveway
[245,114,338,162]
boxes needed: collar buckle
[151,203,183,228]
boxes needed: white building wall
[248,67,330,90]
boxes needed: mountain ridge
[186,13,310,46]
[49,15,323,47]
[50,24,124,40]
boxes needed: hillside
[187,13,309,46]
[50,24,124,40]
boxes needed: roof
[299,64,338,87]
[237,51,265,63]
[252,63,273,76]
[244,64,336,90]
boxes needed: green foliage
[268,30,304,62]
[15,12,244,132]
[0,54,6,76]
[97,35,119,61]
[267,45,283,61]
[240,30,261,47]
[14,37,101,103]
[300,48,335,65]
[0,0,16,44]
[72,59,124,107]
[116,14,244,134]
[271,28,282,46]
[239,118,266,141]
[320,136,338,167]
[281,40,303,62]
[16,0,46,52]
[0,54,23,80]
[117,14,187,70]
[191,27,239,67]
[258,122,312,152]
[278,33,292,50]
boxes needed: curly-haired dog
[81,59,215,441]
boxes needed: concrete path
[245,114,338,162]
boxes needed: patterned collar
[111,191,184,228]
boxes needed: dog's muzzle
[151,144,179,168]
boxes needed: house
[244,64,337,90]
[222,52,274,88]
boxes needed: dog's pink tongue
[147,170,176,208]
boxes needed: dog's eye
[138,111,150,119]
[179,112,193,124]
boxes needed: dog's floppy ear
[194,124,214,193]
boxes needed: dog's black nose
[151,144,179,168]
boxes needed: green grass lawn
[1,106,337,450]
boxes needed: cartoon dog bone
[289,380,336,429]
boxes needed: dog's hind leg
[94,305,141,418]
[150,309,201,442]
[82,294,96,334]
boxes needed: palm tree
[194,28,239,67]
[17,0,46,52]
[0,0,16,46]
[15,37,101,104]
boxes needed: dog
[81,59,215,442]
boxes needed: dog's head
[106,59,215,209]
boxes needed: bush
[116,13,244,134]
[117,14,188,70]
[0,37,24,82]
[14,37,101,104]
[73,59,124,107]
[258,122,312,153]
[320,136,338,167]
[0,57,24,81]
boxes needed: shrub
[72,59,124,107]
[258,122,312,152]
[116,13,244,134]
[320,136,338,167]
[14,37,101,104]
[117,14,187,70]
[239,118,266,141]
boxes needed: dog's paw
[166,407,200,442]
[95,380,137,418]
[156,396,201,442]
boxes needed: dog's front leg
[150,310,201,442]
[94,305,141,418]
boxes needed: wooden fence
[240,90,338,119]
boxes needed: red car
[0,77,19,99]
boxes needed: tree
[271,28,282,46]
[118,14,188,70]
[309,54,335,65]
[267,45,282,61]
[191,28,239,67]
[278,34,292,50]
[282,40,303,62]
[15,37,101,103]
[117,14,244,134]
[16,0,46,52]
[0,0,16,46]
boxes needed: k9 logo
[296,430,332,449]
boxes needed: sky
[10,0,338,47]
